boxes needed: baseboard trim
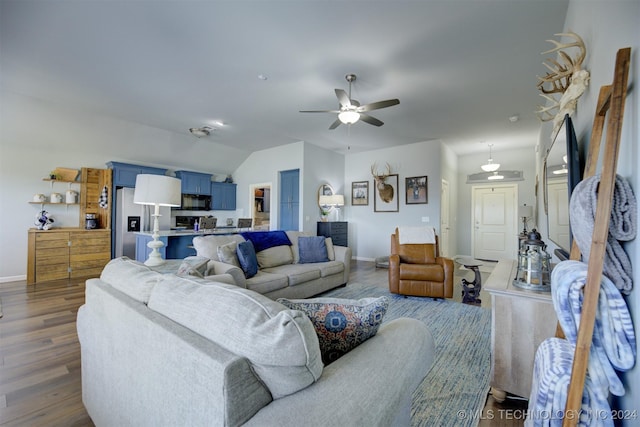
[0,274,26,283]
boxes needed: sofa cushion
[263,264,322,286]
[316,260,344,278]
[100,257,164,304]
[217,241,241,267]
[237,241,259,279]
[147,275,323,399]
[277,296,389,365]
[256,245,294,268]
[240,230,291,252]
[176,256,209,278]
[246,271,289,294]
[192,234,245,261]
[325,238,335,261]
[298,236,330,264]
[285,231,312,264]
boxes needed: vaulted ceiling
[1,0,569,161]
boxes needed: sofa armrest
[436,256,454,297]
[389,254,401,293]
[205,260,247,288]
[333,245,352,284]
[202,273,236,286]
[245,318,434,426]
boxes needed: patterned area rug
[322,283,491,427]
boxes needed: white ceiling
[1,0,569,159]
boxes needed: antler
[536,94,559,121]
[537,32,587,95]
[371,162,391,180]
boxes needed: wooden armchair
[389,227,454,298]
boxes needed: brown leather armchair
[389,228,454,298]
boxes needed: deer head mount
[535,32,590,138]
[371,163,395,203]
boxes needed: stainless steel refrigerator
[114,187,171,258]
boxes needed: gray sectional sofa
[193,230,351,299]
[77,257,435,426]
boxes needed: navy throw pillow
[237,240,259,278]
[298,236,330,264]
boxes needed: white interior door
[547,179,570,250]
[440,179,450,257]
[472,184,518,261]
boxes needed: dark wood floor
[0,260,526,426]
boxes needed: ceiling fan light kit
[338,110,360,124]
[300,73,399,129]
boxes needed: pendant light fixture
[481,143,501,172]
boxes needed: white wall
[231,141,344,234]
[560,0,639,420]
[302,144,345,233]
[344,141,444,260]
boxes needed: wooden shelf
[42,178,80,184]
[28,202,80,205]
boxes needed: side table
[457,257,483,304]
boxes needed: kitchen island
[135,228,241,263]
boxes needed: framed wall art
[373,174,399,212]
[351,181,369,206]
[405,176,428,204]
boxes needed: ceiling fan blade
[329,118,342,130]
[359,113,384,127]
[334,89,352,107]
[358,99,400,112]
[299,110,340,113]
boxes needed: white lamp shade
[518,205,533,218]
[134,174,182,207]
[338,110,360,124]
[328,194,345,206]
[319,195,332,206]
[481,162,501,172]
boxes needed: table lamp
[134,174,182,266]
[327,194,345,220]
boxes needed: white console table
[485,259,558,401]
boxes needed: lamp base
[144,210,165,266]
[144,238,165,266]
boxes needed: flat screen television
[544,114,583,259]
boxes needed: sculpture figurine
[35,210,54,230]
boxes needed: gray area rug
[322,283,491,427]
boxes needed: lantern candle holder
[513,229,551,292]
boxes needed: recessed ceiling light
[257,74,268,80]
[212,120,225,127]
[509,115,519,123]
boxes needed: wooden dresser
[27,228,111,284]
[484,259,558,401]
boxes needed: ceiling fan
[300,74,400,129]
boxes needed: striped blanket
[526,260,636,426]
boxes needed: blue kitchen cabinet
[211,182,237,210]
[107,161,168,188]
[175,170,212,195]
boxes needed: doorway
[440,179,451,257]
[249,183,271,230]
[471,183,518,261]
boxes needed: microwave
[176,193,211,211]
